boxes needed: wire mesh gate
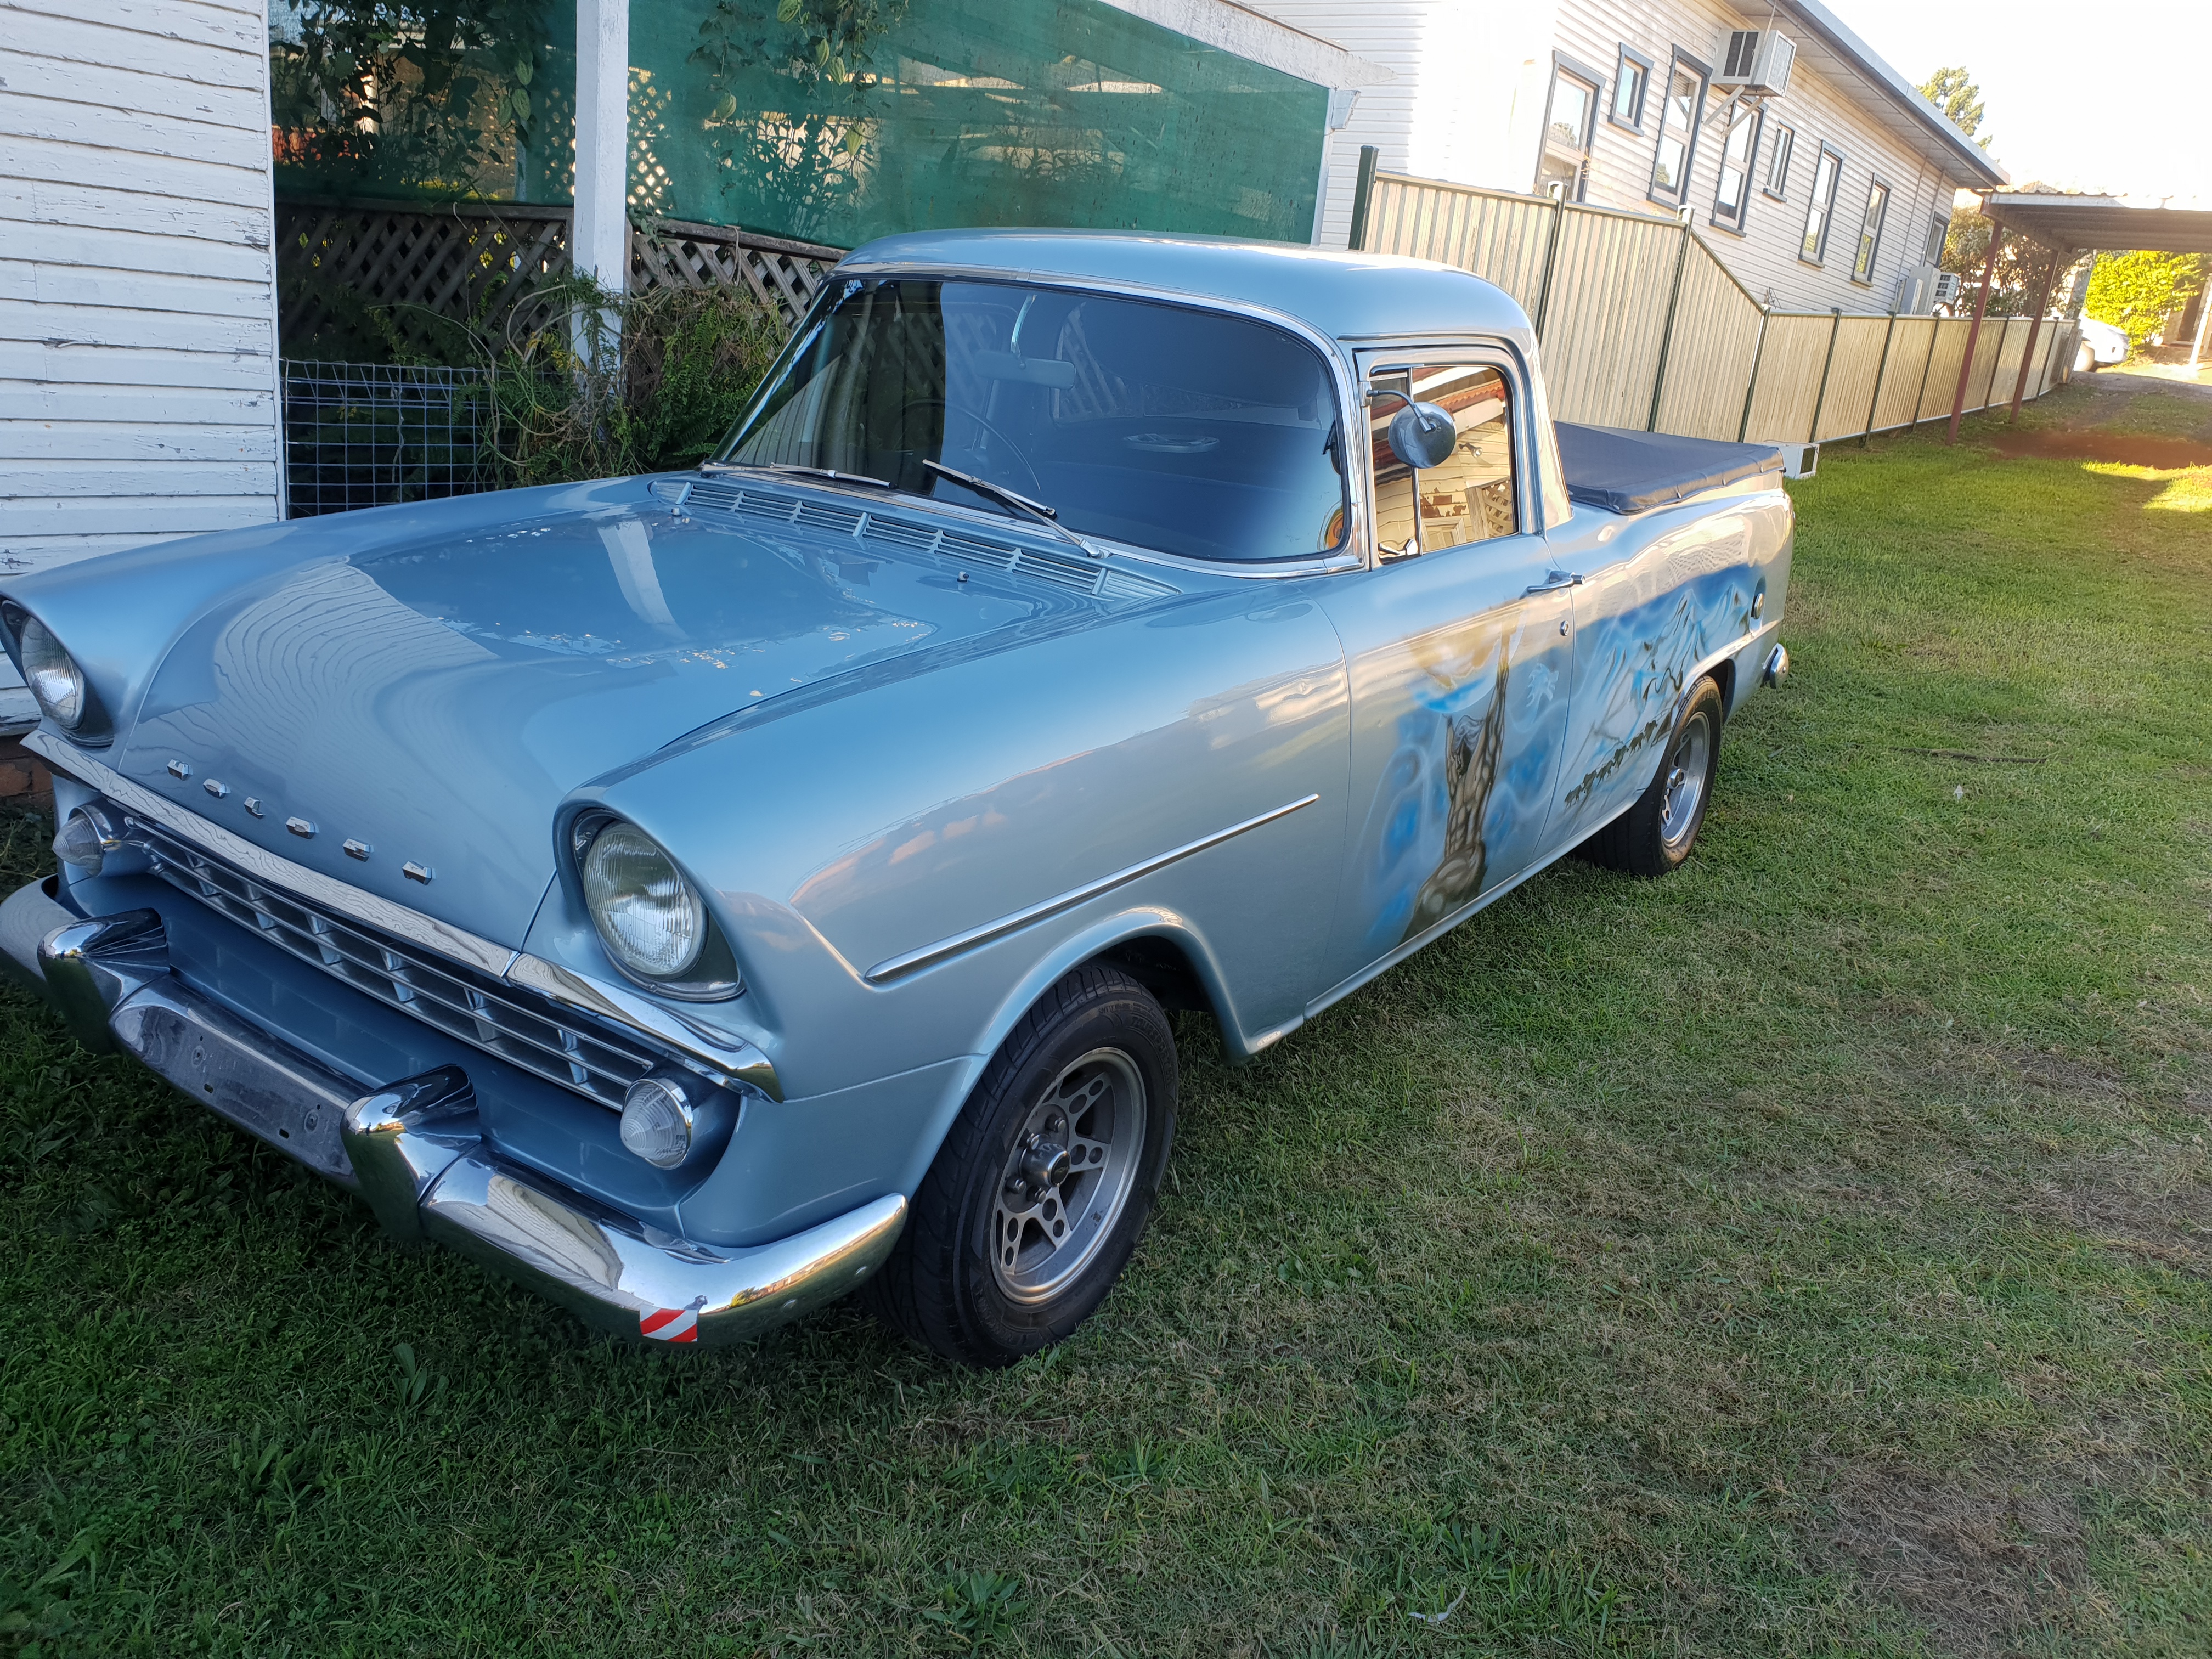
[281,362,492,518]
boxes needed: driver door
[1310,353,1576,995]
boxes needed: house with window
[1252,0,2005,314]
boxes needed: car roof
[834,229,1534,347]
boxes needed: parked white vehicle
[2074,318,2129,372]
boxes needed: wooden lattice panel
[278,200,839,357]
[630,218,840,327]
[278,202,573,357]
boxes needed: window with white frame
[1648,52,1708,204]
[1852,179,1891,283]
[1800,143,1842,263]
[1765,123,1795,199]
[1611,46,1652,129]
[1710,99,1760,231]
[1922,211,1948,264]
[1536,55,1603,200]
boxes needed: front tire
[1581,675,1724,878]
[867,965,1177,1368]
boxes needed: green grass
[3,386,2209,1657]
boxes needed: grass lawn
[3,384,2208,1658]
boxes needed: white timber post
[571,0,629,363]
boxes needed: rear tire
[1580,675,1724,878]
[866,965,1177,1368]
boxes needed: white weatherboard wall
[0,0,284,587]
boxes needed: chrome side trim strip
[23,731,517,979]
[864,793,1322,985]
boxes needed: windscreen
[719,278,1348,563]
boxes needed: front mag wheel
[867,965,1177,1367]
[1582,675,1725,878]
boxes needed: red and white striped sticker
[640,1299,706,1342]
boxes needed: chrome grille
[129,819,658,1109]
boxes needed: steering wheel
[896,399,1043,497]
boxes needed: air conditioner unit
[1932,270,1962,307]
[1716,29,1795,96]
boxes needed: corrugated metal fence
[1354,166,2074,445]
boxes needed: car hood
[107,488,1123,945]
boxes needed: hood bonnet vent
[682,480,1179,602]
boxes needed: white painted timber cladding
[1245,2,1559,248]
[0,0,284,594]
[1252,0,1968,315]
[1552,0,1954,314]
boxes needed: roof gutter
[1770,0,2008,189]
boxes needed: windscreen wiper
[698,460,895,489]
[922,459,1104,561]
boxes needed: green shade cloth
[271,0,1329,249]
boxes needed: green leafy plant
[919,1570,1028,1646]
[690,0,909,235]
[2085,250,2205,347]
[472,274,787,487]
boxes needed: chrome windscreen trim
[23,732,516,979]
[864,793,1322,985]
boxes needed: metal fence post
[1736,308,1771,442]
[1646,210,1696,432]
[1806,308,1843,444]
[1948,222,2002,443]
[1347,145,1380,252]
[1860,310,1899,447]
[1532,182,1569,343]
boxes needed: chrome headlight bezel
[3,603,109,744]
[570,812,743,1001]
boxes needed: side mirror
[1381,398,1458,470]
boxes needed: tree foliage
[1938,208,2084,319]
[2084,251,2205,348]
[268,1,545,198]
[1917,66,1991,151]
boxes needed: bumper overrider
[0,879,905,1347]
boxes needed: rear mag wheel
[1580,674,1725,878]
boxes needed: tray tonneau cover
[1555,423,1784,515]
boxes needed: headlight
[19,616,86,730]
[580,820,707,980]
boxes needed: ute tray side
[1554,423,1784,515]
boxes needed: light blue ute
[0,231,1792,1365]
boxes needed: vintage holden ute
[0,232,1791,1366]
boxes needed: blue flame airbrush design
[1561,565,1763,818]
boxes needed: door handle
[1525,569,1584,594]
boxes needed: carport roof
[1980,192,2212,255]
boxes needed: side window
[1365,364,1518,560]
[1535,57,1602,200]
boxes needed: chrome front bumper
[1,885,905,1346]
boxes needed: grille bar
[129,819,659,1109]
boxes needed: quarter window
[1711,99,1760,231]
[1649,54,1708,204]
[1366,364,1519,560]
[1536,57,1602,200]
[1800,144,1842,263]
[1852,180,1890,283]
[1611,46,1652,128]
[1764,123,1794,199]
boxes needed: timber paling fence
[1351,165,2078,445]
